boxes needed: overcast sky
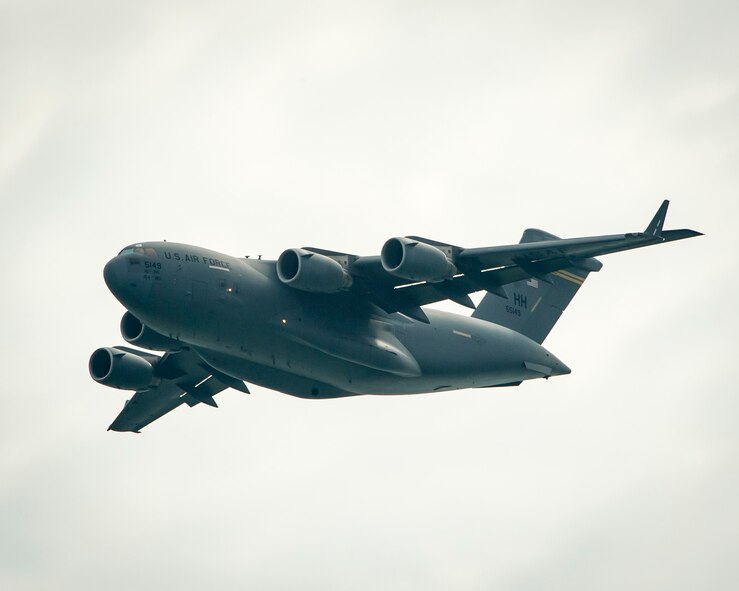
[1,1,737,589]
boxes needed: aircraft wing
[108,348,249,433]
[342,201,701,321]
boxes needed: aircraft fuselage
[102,242,569,399]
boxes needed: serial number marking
[505,306,522,317]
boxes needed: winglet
[645,200,670,237]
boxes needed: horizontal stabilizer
[514,258,554,284]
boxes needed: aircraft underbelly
[188,308,561,397]
[195,344,518,397]
[192,346,357,399]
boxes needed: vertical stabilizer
[471,229,601,344]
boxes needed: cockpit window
[118,245,157,257]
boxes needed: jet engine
[88,347,156,390]
[120,311,180,351]
[381,237,455,282]
[277,248,352,293]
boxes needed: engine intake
[277,248,352,293]
[381,237,455,282]
[121,312,180,351]
[89,347,156,390]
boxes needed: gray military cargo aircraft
[90,200,700,432]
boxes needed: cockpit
[118,245,158,257]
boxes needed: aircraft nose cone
[103,256,124,292]
[103,254,152,310]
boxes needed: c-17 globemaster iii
[90,200,700,432]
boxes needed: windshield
[118,245,158,257]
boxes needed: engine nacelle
[89,347,156,390]
[276,248,353,293]
[120,312,180,351]
[381,237,455,282]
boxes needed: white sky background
[1,0,737,588]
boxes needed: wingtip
[658,228,703,242]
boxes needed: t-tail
[472,228,601,343]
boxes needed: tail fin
[471,229,602,344]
